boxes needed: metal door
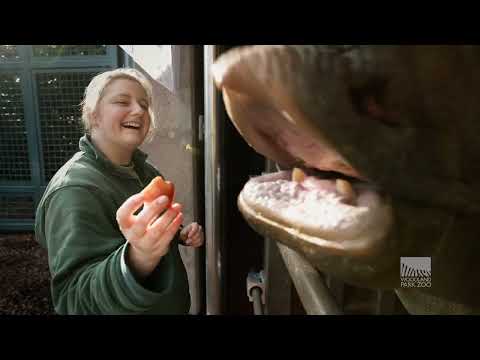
[0,45,118,231]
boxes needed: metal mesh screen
[36,71,98,181]
[0,194,35,219]
[0,45,20,61]
[0,72,31,181]
[32,45,107,57]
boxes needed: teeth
[123,122,141,128]
[336,179,356,205]
[292,167,306,183]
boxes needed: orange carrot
[142,176,175,205]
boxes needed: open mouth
[236,117,393,256]
[212,46,394,257]
[122,121,142,130]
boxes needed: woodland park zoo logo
[400,257,432,288]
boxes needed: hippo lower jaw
[239,169,393,257]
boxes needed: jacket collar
[79,135,148,177]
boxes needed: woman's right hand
[116,193,184,279]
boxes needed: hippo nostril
[349,76,400,127]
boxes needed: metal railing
[248,241,342,315]
[276,243,342,315]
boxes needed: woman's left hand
[180,222,204,247]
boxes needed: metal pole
[204,45,222,315]
[277,242,343,315]
[251,287,264,315]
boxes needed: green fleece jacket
[35,135,190,315]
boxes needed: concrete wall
[135,46,202,314]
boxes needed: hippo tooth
[292,167,306,183]
[336,179,356,205]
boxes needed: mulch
[0,232,55,315]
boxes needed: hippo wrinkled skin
[211,45,480,314]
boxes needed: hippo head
[211,45,480,314]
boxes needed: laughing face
[212,45,480,313]
[91,78,151,164]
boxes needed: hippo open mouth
[234,129,393,257]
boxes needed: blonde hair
[80,68,156,142]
